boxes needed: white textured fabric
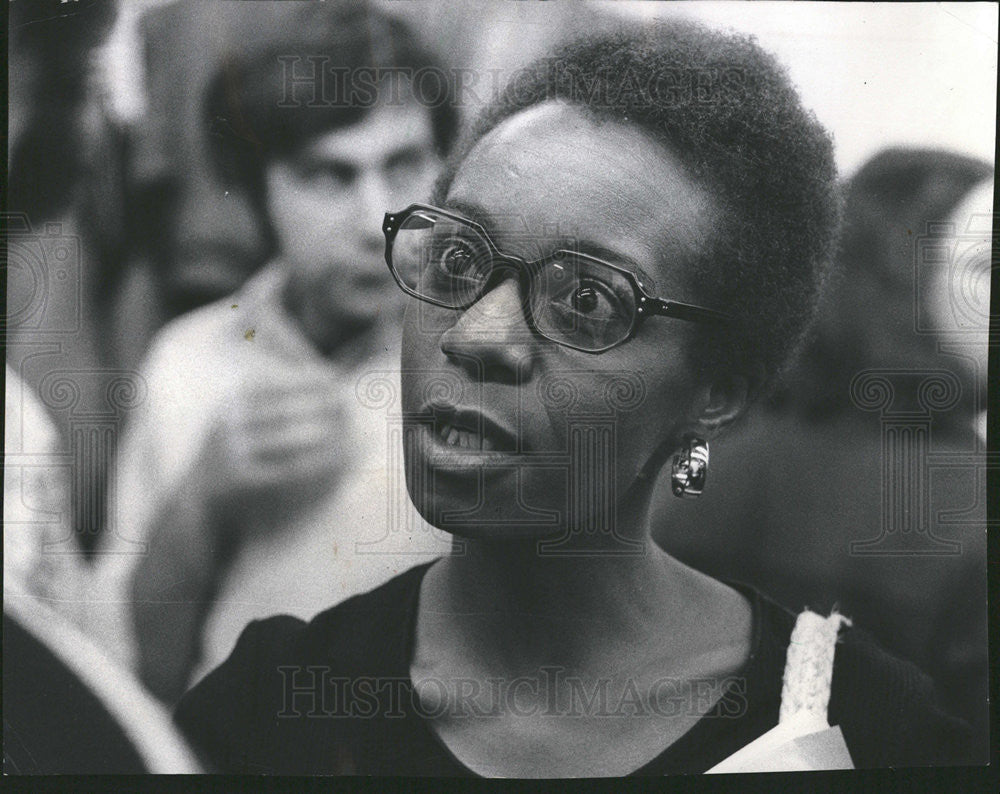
[779,610,852,724]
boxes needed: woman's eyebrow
[441,199,493,229]
[562,240,657,289]
[441,200,658,289]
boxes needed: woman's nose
[439,276,537,383]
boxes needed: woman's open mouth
[407,403,525,474]
[430,406,519,454]
[436,421,495,451]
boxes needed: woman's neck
[410,505,756,779]
[417,531,714,679]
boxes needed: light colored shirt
[4,366,84,610]
[92,261,449,683]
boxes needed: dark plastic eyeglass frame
[383,203,732,354]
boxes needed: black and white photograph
[4,0,997,779]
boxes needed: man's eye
[386,150,428,182]
[296,162,356,187]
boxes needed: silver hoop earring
[671,436,709,498]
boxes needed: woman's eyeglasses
[382,204,731,354]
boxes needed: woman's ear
[688,363,765,439]
[635,364,765,485]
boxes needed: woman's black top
[174,561,973,775]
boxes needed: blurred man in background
[91,1,458,703]
[104,0,297,372]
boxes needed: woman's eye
[441,242,472,273]
[434,238,483,279]
[564,279,620,318]
[572,285,602,314]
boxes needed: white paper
[706,712,854,774]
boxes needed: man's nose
[439,276,538,383]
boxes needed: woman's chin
[405,489,561,540]
[429,521,567,542]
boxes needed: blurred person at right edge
[653,148,993,762]
[87,0,457,704]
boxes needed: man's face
[265,101,439,344]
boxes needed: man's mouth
[351,272,394,291]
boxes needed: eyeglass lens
[390,208,637,351]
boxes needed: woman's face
[400,102,721,542]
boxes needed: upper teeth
[439,421,495,451]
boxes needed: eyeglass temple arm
[647,297,732,324]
